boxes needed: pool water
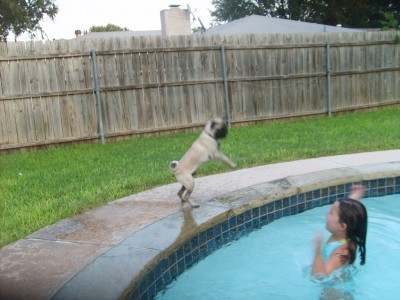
[155,195,400,300]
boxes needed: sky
[14,0,215,41]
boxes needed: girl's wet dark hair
[338,198,368,265]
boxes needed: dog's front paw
[230,163,237,168]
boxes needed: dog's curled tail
[169,160,179,172]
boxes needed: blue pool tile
[395,186,400,194]
[183,241,191,255]
[283,197,290,207]
[386,186,394,195]
[395,176,400,185]
[191,235,199,249]
[221,220,229,232]
[244,210,252,222]
[252,218,260,228]
[252,207,260,219]
[290,205,298,215]
[139,278,147,294]
[237,213,245,225]
[160,258,169,273]
[206,227,214,240]
[214,224,222,236]
[312,198,321,208]
[275,199,282,210]
[147,284,156,300]
[283,207,290,217]
[155,263,162,278]
[207,239,217,251]
[386,178,394,186]
[184,253,193,268]
[267,202,275,212]
[329,186,337,195]
[337,184,345,194]
[306,201,313,210]
[378,178,386,187]
[155,278,163,291]
[168,253,176,266]
[146,271,155,286]
[260,214,269,225]
[321,188,328,197]
[305,191,313,201]
[290,195,298,205]
[192,248,200,262]
[199,244,208,258]
[329,195,337,204]
[369,189,378,197]
[177,259,185,273]
[169,264,178,278]
[298,193,305,203]
[229,216,237,228]
[176,247,184,260]
[260,204,268,216]
[345,183,352,193]
[244,221,252,230]
[199,231,207,245]
[215,235,223,247]
[370,179,378,188]
[162,271,172,286]
[378,187,386,197]
[313,190,321,199]
[298,203,305,213]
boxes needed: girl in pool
[312,185,368,277]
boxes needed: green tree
[0,0,58,41]
[381,11,400,43]
[88,24,129,32]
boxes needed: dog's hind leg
[178,175,199,208]
[177,185,186,202]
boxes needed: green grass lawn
[1,107,399,248]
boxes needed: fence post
[220,43,231,128]
[325,41,332,117]
[90,50,106,144]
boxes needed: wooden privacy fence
[0,31,399,151]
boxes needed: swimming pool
[125,170,399,300]
[155,194,400,299]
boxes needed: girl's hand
[314,234,324,254]
[349,185,366,201]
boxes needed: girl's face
[326,201,345,234]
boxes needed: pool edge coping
[51,161,400,300]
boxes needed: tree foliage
[0,0,58,41]
[211,0,400,28]
[88,23,129,33]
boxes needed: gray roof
[76,30,162,39]
[203,15,363,35]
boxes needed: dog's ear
[210,120,216,129]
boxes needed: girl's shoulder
[332,243,350,263]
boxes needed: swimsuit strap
[323,239,347,262]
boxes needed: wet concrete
[0,150,399,300]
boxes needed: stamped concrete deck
[1,150,399,300]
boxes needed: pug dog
[170,118,237,207]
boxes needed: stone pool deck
[1,150,399,300]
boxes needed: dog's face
[205,118,228,139]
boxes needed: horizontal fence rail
[0,31,399,151]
